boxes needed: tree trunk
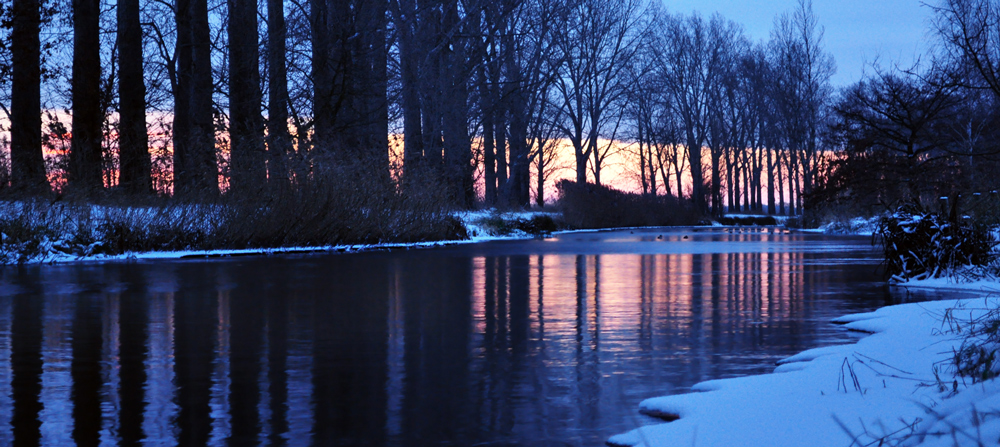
[710,147,721,216]
[637,123,648,194]
[777,151,786,215]
[190,0,216,194]
[71,0,103,193]
[174,0,217,196]
[504,25,528,207]
[228,0,266,194]
[173,0,192,194]
[480,61,496,204]
[766,147,775,214]
[535,146,544,206]
[311,0,334,159]
[118,0,152,194]
[726,151,736,213]
[360,0,389,179]
[442,0,471,206]
[396,0,424,179]
[575,143,587,184]
[10,0,47,192]
[418,1,443,169]
[687,132,705,214]
[267,0,291,188]
[495,96,507,189]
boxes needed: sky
[661,0,936,87]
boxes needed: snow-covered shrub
[468,212,560,237]
[875,208,996,281]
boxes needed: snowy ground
[892,276,1000,295]
[607,292,1000,446]
[15,209,555,265]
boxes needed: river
[0,228,921,446]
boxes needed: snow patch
[818,216,880,235]
[608,297,1000,447]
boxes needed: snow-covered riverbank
[608,293,1000,447]
[11,209,557,264]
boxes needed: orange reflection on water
[470,246,852,358]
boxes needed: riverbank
[0,203,864,265]
[607,292,1000,447]
[0,208,562,265]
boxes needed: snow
[19,237,503,265]
[817,216,881,236]
[892,276,1000,294]
[12,209,552,265]
[454,209,560,241]
[607,295,1000,447]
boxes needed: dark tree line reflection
[0,235,890,446]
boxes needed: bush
[0,167,464,263]
[717,215,778,226]
[556,180,700,229]
[875,207,997,280]
[470,212,561,236]
[211,169,460,248]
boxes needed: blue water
[0,228,919,446]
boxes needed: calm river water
[0,228,926,446]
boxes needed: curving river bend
[0,228,931,446]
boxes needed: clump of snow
[892,268,1000,292]
[607,297,1000,447]
[819,216,880,235]
[454,209,559,240]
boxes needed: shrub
[470,212,561,236]
[717,215,778,226]
[875,207,997,280]
[0,166,464,263]
[556,180,700,229]
[211,169,459,248]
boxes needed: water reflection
[0,230,919,446]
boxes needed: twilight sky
[660,0,936,87]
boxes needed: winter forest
[1,0,1000,233]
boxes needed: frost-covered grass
[0,202,568,265]
[608,296,1000,447]
[0,182,464,264]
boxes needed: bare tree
[831,67,964,203]
[933,0,1000,97]
[117,0,151,193]
[266,0,291,188]
[174,0,218,195]
[552,0,647,186]
[228,0,265,193]
[69,0,102,192]
[768,0,834,215]
[10,0,47,191]
[650,12,725,213]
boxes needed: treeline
[13,0,991,220]
[814,0,1000,217]
[0,0,847,217]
